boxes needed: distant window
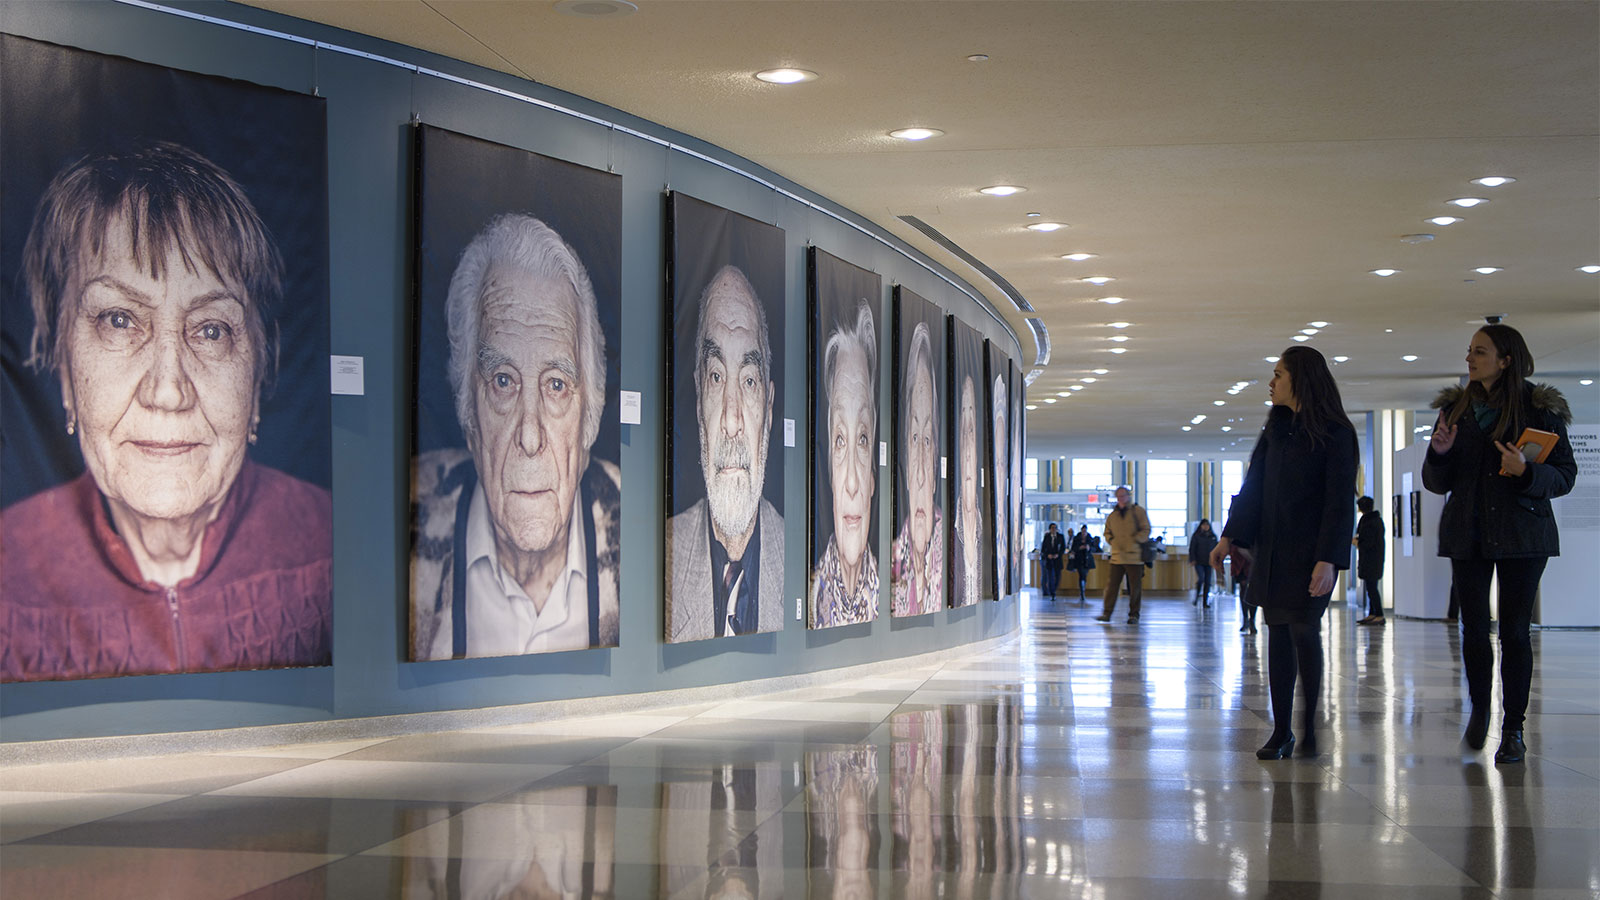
[1146,459,1188,542]
[1025,457,1039,490]
[1071,458,1112,492]
[1220,459,1245,525]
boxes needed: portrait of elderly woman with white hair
[991,365,1011,596]
[809,250,883,629]
[1,141,332,682]
[410,212,620,660]
[891,303,946,618]
[949,317,988,608]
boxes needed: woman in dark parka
[1212,347,1357,759]
[1423,324,1575,764]
[1354,496,1386,624]
[1189,519,1218,607]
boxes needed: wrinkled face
[993,404,1008,528]
[1115,487,1130,509]
[61,222,258,522]
[905,361,936,554]
[470,264,587,556]
[698,284,772,542]
[1267,361,1297,410]
[1466,331,1509,388]
[958,379,978,518]
[828,340,875,570]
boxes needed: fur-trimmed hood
[1430,382,1572,424]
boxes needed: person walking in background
[1211,347,1357,759]
[1423,323,1575,764]
[1354,496,1386,625]
[1095,486,1150,624]
[1189,519,1218,608]
[1230,546,1256,634]
[1040,522,1066,601]
[1067,525,1095,604]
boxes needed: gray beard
[703,431,767,540]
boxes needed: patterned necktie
[720,561,743,636]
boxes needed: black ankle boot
[1298,731,1318,757]
[1464,708,1489,751]
[1494,729,1526,764]
[1256,731,1295,760]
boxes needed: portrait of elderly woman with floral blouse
[1,141,332,682]
[809,298,880,628]
[891,320,944,617]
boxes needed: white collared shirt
[462,481,590,655]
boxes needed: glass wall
[1144,459,1189,542]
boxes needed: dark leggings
[1452,556,1547,731]
[1266,618,1324,741]
[1362,577,1383,617]
[1193,563,1213,598]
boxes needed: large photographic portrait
[807,248,882,629]
[664,192,786,643]
[890,287,947,618]
[0,36,331,682]
[1009,358,1025,592]
[986,341,1012,598]
[409,124,621,661]
[947,316,989,606]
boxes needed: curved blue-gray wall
[0,0,1023,742]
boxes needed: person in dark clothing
[1066,525,1095,603]
[1212,347,1357,760]
[1189,519,1218,607]
[1423,324,1576,764]
[1230,546,1256,633]
[1354,496,1386,625]
[1040,523,1066,600]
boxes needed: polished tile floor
[3,590,1598,899]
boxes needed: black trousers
[1452,556,1547,732]
[1042,564,1062,597]
[1361,576,1383,617]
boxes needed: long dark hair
[1446,324,1532,442]
[1277,346,1354,446]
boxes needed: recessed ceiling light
[1092,368,1109,375]
[1385,329,1394,333]
[1080,275,1114,284]
[979,184,1025,196]
[1301,328,1319,335]
[889,127,943,141]
[1027,222,1066,232]
[1332,355,1349,363]
[1070,384,1085,391]
[1025,404,1038,410]
[1473,266,1503,275]
[1081,377,1098,383]
[1447,197,1488,208]
[1308,321,1329,328]
[1402,355,1419,361]
[1471,176,1516,187]
[1191,415,1208,424]
[1107,335,1129,342]
[1043,397,1056,404]
[1264,356,1280,363]
[1401,233,1436,244]
[1427,216,1465,226]
[1292,335,1311,342]
[1220,426,1232,432]
[1581,379,1595,386]
[1182,426,1193,432]
[555,0,638,17]
[967,54,990,62]
[1106,322,1131,329]
[1370,268,1400,277]
[1025,212,1042,217]
[754,68,818,84]
[1096,296,1125,304]
[1061,252,1097,261]
[1108,347,1127,354]
[1213,400,1226,406]
[1578,265,1600,274]
[1056,391,1071,397]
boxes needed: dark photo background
[948,315,990,606]
[0,34,330,508]
[411,123,620,460]
[807,247,883,628]
[986,340,1011,598]
[891,285,948,616]
[1010,358,1025,593]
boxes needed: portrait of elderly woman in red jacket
[1,141,332,682]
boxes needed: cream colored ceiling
[242,0,1600,459]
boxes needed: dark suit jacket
[1040,532,1066,570]
[666,497,784,642]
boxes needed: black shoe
[1193,597,1200,606]
[1239,624,1250,633]
[1249,625,1258,634]
[1464,708,1489,751]
[1204,601,1211,608]
[1094,615,1111,622]
[1127,615,1140,624]
[1494,730,1526,764]
[1257,732,1295,760]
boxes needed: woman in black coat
[1067,525,1095,603]
[1423,324,1576,764]
[1188,519,1218,607]
[1354,496,1386,624]
[1212,347,1357,759]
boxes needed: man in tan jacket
[1095,486,1151,624]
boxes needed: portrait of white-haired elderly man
[666,265,785,642]
[411,213,620,660]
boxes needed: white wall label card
[330,355,364,395]
[941,456,948,479]
[879,441,888,467]
[619,390,642,425]
[784,418,796,447]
